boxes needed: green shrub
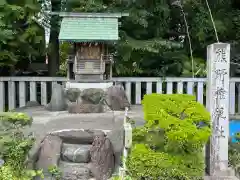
[229,142,240,168]
[0,112,41,179]
[0,165,43,180]
[142,94,211,154]
[235,132,240,142]
[0,165,24,180]
[229,133,240,175]
[48,165,62,180]
[126,94,211,180]
[127,144,204,180]
[0,112,32,126]
[112,175,133,180]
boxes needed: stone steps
[60,143,94,179]
[59,142,120,180]
[59,161,92,180]
[58,133,121,179]
[61,143,91,163]
[33,129,123,180]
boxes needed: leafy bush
[112,175,133,180]
[229,133,240,176]
[0,165,43,180]
[0,165,24,180]
[229,142,240,168]
[0,112,33,126]
[127,144,204,180]
[0,112,42,179]
[126,94,211,180]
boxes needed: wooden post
[109,61,113,80]
[0,81,5,112]
[8,81,15,110]
[119,107,132,180]
[30,81,37,101]
[19,81,26,107]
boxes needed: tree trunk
[48,25,59,76]
[47,0,61,76]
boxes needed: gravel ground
[19,105,145,142]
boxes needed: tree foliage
[62,0,185,76]
[63,0,240,77]
[0,0,44,68]
[2,0,240,77]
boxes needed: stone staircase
[59,143,93,179]
[31,129,124,180]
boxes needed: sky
[45,26,50,48]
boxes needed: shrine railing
[101,54,113,62]
[0,76,239,115]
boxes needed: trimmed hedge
[126,94,211,180]
[0,112,32,126]
[127,144,205,180]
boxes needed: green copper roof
[58,12,129,18]
[58,17,119,42]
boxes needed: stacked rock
[45,83,130,113]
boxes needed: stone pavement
[18,105,145,179]
[19,105,145,143]
[16,105,240,179]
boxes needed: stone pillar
[206,43,230,175]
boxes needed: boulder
[50,129,105,144]
[59,161,91,180]
[35,135,62,177]
[80,88,105,104]
[68,103,104,113]
[26,136,46,169]
[45,83,67,111]
[105,85,130,111]
[88,134,115,180]
[61,144,91,163]
[65,88,81,102]
[106,127,124,169]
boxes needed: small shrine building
[58,12,128,81]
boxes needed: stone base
[204,176,239,180]
[65,81,113,91]
[205,168,239,180]
[75,74,104,81]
